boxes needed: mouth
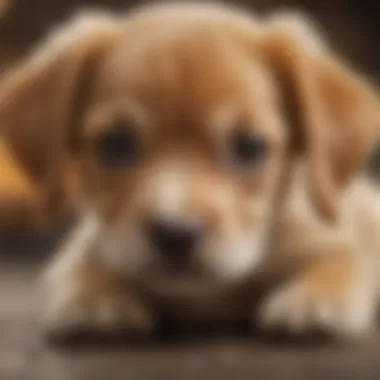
[142,266,221,299]
[140,251,204,282]
[159,257,200,277]
[138,252,226,299]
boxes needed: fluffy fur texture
[1,2,380,341]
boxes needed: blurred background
[2,0,380,74]
[1,1,380,379]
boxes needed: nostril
[147,218,204,257]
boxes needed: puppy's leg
[258,246,377,339]
[41,217,154,340]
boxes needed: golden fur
[0,2,380,340]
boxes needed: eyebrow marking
[208,103,238,133]
[82,98,152,137]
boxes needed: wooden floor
[2,256,380,380]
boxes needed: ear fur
[0,10,121,225]
[261,12,380,220]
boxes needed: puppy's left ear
[260,14,380,220]
[0,12,120,227]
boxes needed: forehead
[88,19,281,136]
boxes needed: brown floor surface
[1,261,380,380]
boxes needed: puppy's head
[0,4,379,287]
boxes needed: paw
[258,279,374,340]
[42,285,154,342]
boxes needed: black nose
[147,218,204,258]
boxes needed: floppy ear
[0,11,120,227]
[261,13,380,221]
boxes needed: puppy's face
[79,27,286,282]
[1,4,379,289]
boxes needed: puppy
[0,2,379,341]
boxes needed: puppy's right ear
[260,13,380,221]
[0,11,120,227]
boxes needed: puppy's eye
[231,131,268,166]
[95,123,140,167]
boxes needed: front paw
[258,278,375,340]
[42,286,155,343]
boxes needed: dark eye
[95,123,140,168]
[231,131,268,166]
